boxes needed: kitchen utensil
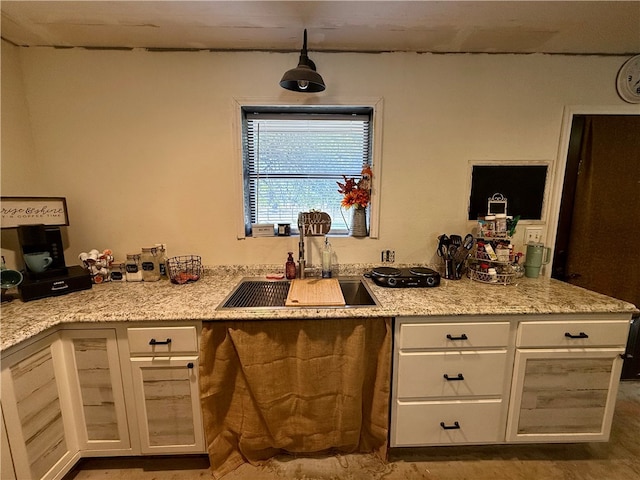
[453,243,470,265]
[437,234,449,257]
[451,234,474,278]
[462,234,474,250]
[444,259,456,279]
[285,278,345,306]
[450,234,462,247]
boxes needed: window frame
[232,97,384,239]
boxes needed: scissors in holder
[437,234,450,257]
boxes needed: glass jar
[110,261,126,282]
[495,213,507,234]
[154,243,168,279]
[125,254,143,282]
[141,247,160,282]
[484,215,496,238]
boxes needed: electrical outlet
[380,250,395,263]
[524,227,543,244]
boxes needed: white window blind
[242,107,373,235]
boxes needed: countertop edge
[2,264,637,353]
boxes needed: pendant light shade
[280,29,326,92]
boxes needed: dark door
[552,115,640,379]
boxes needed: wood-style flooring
[64,381,640,480]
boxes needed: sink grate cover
[223,281,290,308]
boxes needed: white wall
[0,41,631,269]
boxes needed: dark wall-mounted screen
[468,165,548,220]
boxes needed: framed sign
[1,197,69,228]
[298,211,332,236]
[487,193,508,215]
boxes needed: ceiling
[1,1,639,55]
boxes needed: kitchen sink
[218,277,379,309]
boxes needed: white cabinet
[61,329,130,453]
[125,326,205,454]
[506,317,629,443]
[0,332,77,480]
[391,318,512,446]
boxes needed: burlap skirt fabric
[199,318,391,478]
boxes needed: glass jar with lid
[483,215,496,238]
[141,247,160,282]
[110,261,126,282]
[495,213,508,235]
[125,254,143,282]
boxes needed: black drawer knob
[149,338,172,345]
[443,373,465,381]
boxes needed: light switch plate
[524,227,543,244]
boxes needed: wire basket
[467,266,517,285]
[167,255,203,284]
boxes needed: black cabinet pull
[149,338,172,345]
[440,421,460,430]
[443,373,465,381]
[446,334,468,341]
[564,332,588,339]
[187,362,194,369]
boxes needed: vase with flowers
[337,165,372,237]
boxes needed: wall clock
[616,54,640,104]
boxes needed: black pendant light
[280,29,326,92]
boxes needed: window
[241,106,374,236]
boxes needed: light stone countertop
[1,264,637,352]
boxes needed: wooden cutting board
[285,278,346,307]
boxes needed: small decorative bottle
[125,254,143,282]
[322,237,332,278]
[285,252,296,280]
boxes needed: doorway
[552,114,640,379]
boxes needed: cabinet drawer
[517,320,629,348]
[397,350,507,398]
[128,326,198,355]
[393,399,504,446]
[399,322,510,350]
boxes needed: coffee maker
[18,225,68,278]
[17,224,92,301]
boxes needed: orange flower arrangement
[337,165,372,209]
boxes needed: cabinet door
[1,334,76,480]
[506,348,624,442]
[62,329,130,452]
[1,406,16,480]
[130,356,204,454]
